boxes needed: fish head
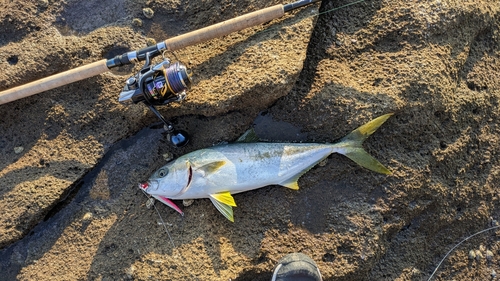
[139,159,192,198]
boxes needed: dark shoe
[271,253,323,281]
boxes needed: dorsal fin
[236,128,260,143]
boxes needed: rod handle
[0,59,109,105]
[164,4,285,51]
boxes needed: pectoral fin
[197,161,227,175]
[209,191,237,207]
[209,197,235,222]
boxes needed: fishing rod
[0,0,321,146]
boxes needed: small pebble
[14,146,24,154]
[146,37,156,46]
[475,250,484,261]
[486,250,494,261]
[163,152,174,162]
[142,8,154,19]
[146,198,155,209]
[38,0,49,9]
[183,199,194,207]
[468,250,476,260]
[492,269,497,278]
[82,212,93,221]
[126,265,135,279]
[132,18,143,27]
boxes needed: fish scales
[188,143,332,192]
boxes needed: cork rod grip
[164,4,285,51]
[0,59,109,105]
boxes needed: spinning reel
[0,0,323,148]
[118,52,193,147]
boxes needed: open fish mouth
[139,182,149,190]
[139,180,159,191]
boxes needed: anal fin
[278,156,332,190]
[209,197,235,222]
[278,174,301,190]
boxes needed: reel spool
[118,53,193,147]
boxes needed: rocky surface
[1,0,500,280]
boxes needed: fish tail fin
[336,113,393,175]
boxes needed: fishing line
[317,0,367,17]
[140,191,200,280]
[252,0,366,37]
[152,200,176,249]
[427,224,500,281]
[140,189,176,249]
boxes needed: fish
[139,113,393,222]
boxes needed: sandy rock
[1,0,500,280]
[0,0,316,250]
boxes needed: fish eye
[158,168,168,177]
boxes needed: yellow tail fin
[337,114,393,175]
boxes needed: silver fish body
[140,114,393,221]
[147,143,333,197]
